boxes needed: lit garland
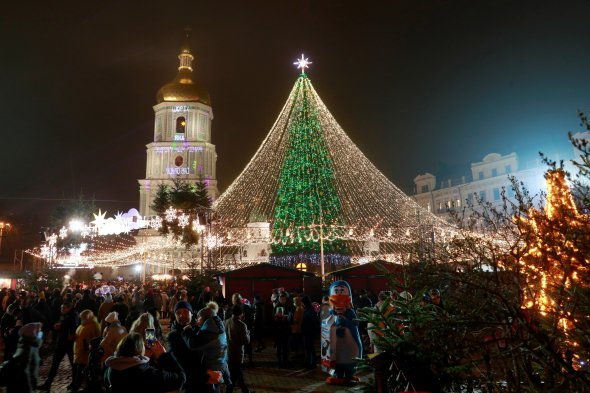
[28,60,464,271]
[213,63,457,259]
[516,169,590,367]
[270,74,348,259]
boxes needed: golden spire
[178,28,194,71]
[156,28,211,105]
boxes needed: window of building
[478,171,484,180]
[243,249,247,257]
[446,200,452,209]
[427,202,431,212]
[507,186,515,198]
[467,193,473,206]
[439,202,444,210]
[479,190,486,201]
[505,164,512,173]
[421,184,429,193]
[493,187,501,201]
[492,168,498,177]
[456,199,461,207]
[176,117,186,133]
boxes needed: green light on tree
[271,74,348,256]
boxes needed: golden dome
[156,36,211,105]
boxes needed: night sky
[2,1,590,253]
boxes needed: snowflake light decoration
[165,207,177,223]
[178,213,190,228]
[151,216,163,230]
[59,226,68,240]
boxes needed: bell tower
[139,31,219,216]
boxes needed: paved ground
[30,318,370,393]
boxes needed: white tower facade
[139,36,219,216]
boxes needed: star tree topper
[294,54,312,74]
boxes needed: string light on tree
[213,57,457,269]
[516,169,590,368]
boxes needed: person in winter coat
[72,310,101,391]
[76,290,98,315]
[20,295,49,332]
[33,291,52,333]
[273,295,292,368]
[167,300,212,393]
[97,293,114,332]
[0,303,22,360]
[160,290,169,319]
[129,312,154,340]
[0,323,42,393]
[100,311,128,362]
[104,332,185,393]
[252,295,266,352]
[185,302,230,392]
[224,304,251,393]
[39,300,80,390]
[367,291,395,354]
[300,295,320,369]
[227,293,253,364]
[290,295,304,357]
[110,296,129,331]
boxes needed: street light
[193,217,205,273]
[0,222,12,256]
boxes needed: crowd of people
[0,281,321,392]
[0,279,430,392]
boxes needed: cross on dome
[294,54,312,74]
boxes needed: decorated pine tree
[213,55,453,270]
[151,179,211,248]
[270,72,348,264]
[516,168,590,369]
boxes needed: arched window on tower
[176,117,186,134]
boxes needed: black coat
[301,306,320,337]
[166,320,210,393]
[104,352,185,393]
[56,309,80,348]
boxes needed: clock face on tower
[175,155,184,167]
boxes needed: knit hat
[174,300,193,314]
[19,322,42,338]
[105,311,119,323]
[197,306,212,319]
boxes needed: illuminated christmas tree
[516,169,590,367]
[270,71,348,265]
[213,55,454,267]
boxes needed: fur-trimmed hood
[105,355,149,371]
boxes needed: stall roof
[220,263,316,278]
[327,260,400,276]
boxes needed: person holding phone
[145,328,156,348]
[104,333,185,392]
[167,301,211,393]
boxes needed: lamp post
[0,222,12,257]
[192,215,205,273]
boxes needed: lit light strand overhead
[213,67,458,255]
